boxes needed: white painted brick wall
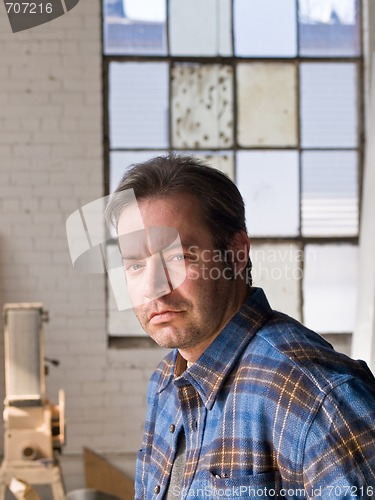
[0,1,164,495]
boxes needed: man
[106,154,375,500]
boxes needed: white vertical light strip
[352,52,375,371]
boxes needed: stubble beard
[134,300,204,350]
[133,279,232,350]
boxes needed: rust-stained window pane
[103,0,167,55]
[298,0,361,57]
[237,62,298,147]
[251,242,302,321]
[109,62,169,148]
[237,151,299,237]
[169,0,232,56]
[171,64,233,149]
[303,244,358,333]
[234,0,297,57]
[300,62,357,148]
[301,151,358,237]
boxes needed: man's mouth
[149,310,183,324]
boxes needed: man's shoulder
[244,310,374,395]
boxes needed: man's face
[117,193,236,353]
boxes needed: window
[103,0,363,345]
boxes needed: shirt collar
[157,288,274,410]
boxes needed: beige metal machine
[0,303,65,499]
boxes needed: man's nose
[144,253,171,301]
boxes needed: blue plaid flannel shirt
[135,288,375,499]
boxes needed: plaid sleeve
[303,376,375,499]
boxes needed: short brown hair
[106,154,252,286]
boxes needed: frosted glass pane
[234,0,297,57]
[171,64,233,149]
[299,0,361,57]
[109,62,169,148]
[170,0,232,56]
[237,63,297,147]
[303,244,358,333]
[237,151,299,237]
[103,0,167,55]
[110,151,167,193]
[251,243,302,321]
[300,63,357,148]
[302,151,358,237]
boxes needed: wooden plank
[83,448,134,500]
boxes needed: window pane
[300,62,357,148]
[110,151,168,193]
[234,0,297,57]
[169,0,232,56]
[171,64,233,149]
[109,62,169,149]
[303,244,358,333]
[103,0,167,55]
[237,63,297,147]
[237,151,299,237]
[251,243,302,321]
[298,0,361,57]
[301,151,358,237]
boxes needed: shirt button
[169,424,176,433]
[154,485,160,494]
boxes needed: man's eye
[124,263,144,272]
[168,254,186,262]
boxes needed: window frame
[102,0,365,343]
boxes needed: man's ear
[229,231,250,273]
